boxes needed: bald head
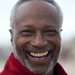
[10,0,63,29]
[15,1,59,22]
[16,1,57,16]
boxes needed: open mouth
[29,51,50,58]
[24,46,54,63]
[25,50,53,63]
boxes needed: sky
[0,0,75,45]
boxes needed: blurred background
[0,0,75,75]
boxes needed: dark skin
[10,1,62,75]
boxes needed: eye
[21,29,34,36]
[44,29,58,36]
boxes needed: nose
[31,32,47,48]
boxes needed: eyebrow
[23,25,34,28]
[21,24,57,29]
[44,24,57,28]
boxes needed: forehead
[14,1,60,28]
[16,1,59,19]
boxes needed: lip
[27,50,53,64]
[30,51,49,57]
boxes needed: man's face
[10,1,62,75]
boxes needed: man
[0,0,67,75]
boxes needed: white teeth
[30,51,48,57]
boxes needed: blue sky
[0,0,75,45]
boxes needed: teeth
[30,51,48,57]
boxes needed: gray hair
[10,0,63,29]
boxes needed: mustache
[23,44,54,52]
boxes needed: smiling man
[0,0,67,75]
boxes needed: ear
[9,29,13,45]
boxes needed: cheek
[53,38,61,60]
[53,38,61,53]
[48,37,61,64]
[14,37,30,46]
[47,36,61,47]
[48,37,61,55]
[13,37,30,54]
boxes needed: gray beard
[13,50,55,75]
[13,50,34,72]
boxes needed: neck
[44,69,53,75]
